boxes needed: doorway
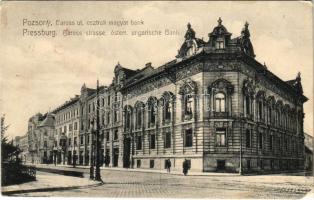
[123,137,131,168]
[113,148,119,167]
[217,160,226,171]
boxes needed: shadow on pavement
[2,182,104,196]
[36,167,84,178]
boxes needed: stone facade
[26,19,307,174]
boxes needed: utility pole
[95,79,102,182]
[90,116,94,179]
[239,115,243,175]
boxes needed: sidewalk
[2,171,101,196]
[33,163,238,176]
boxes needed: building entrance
[113,148,119,167]
[123,137,131,168]
[217,160,226,171]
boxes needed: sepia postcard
[0,1,313,199]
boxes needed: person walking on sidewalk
[166,159,171,173]
[182,159,189,176]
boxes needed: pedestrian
[182,159,189,176]
[166,159,171,173]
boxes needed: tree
[1,114,20,162]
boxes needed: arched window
[136,108,142,128]
[179,79,197,121]
[150,106,156,124]
[147,97,157,127]
[160,91,174,123]
[135,101,144,129]
[126,110,131,129]
[214,93,226,112]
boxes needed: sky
[0,1,313,139]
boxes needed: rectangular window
[107,112,110,124]
[74,122,78,130]
[44,141,47,148]
[69,124,73,131]
[137,160,141,168]
[74,137,77,146]
[216,40,224,49]
[246,96,251,115]
[114,111,118,122]
[247,160,251,170]
[80,136,84,145]
[258,101,263,121]
[259,132,263,149]
[184,95,193,115]
[246,129,251,148]
[107,96,111,106]
[68,138,71,146]
[64,126,67,134]
[106,132,110,141]
[150,160,155,168]
[268,107,272,124]
[150,134,156,149]
[136,135,142,150]
[269,135,273,150]
[185,128,193,147]
[216,128,227,146]
[114,130,118,140]
[87,135,90,144]
[164,131,171,148]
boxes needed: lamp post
[89,79,102,182]
[95,79,102,181]
[73,137,76,168]
[239,114,244,175]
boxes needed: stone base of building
[132,156,204,172]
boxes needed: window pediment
[209,79,234,94]
[179,79,197,95]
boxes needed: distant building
[13,134,28,163]
[27,19,308,173]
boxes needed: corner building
[117,19,307,173]
[39,19,307,173]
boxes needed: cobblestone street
[6,166,313,199]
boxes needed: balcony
[213,112,229,118]
[184,113,193,121]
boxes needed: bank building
[26,18,307,173]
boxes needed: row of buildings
[15,19,310,173]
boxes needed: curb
[2,181,103,196]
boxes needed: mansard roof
[119,20,307,103]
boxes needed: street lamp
[239,114,245,175]
[89,80,103,182]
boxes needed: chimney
[145,62,152,68]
